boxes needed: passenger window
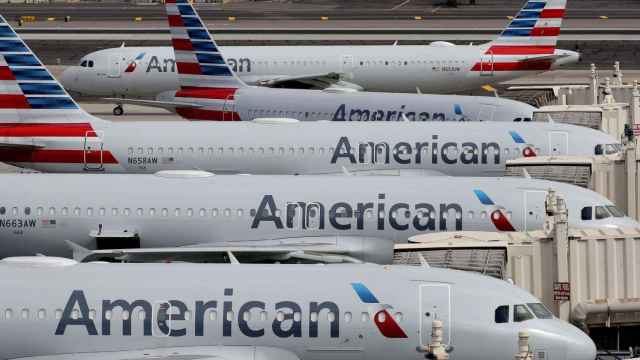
[149,208,156,216]
[87,208,93,216]
[88,60,94,67]
[36,207,43,216]
[12,207,17,216]
[361,312,370,322]
[495,305,509,323]
[186,208,193,217]
[49,207,55,216]
[111,208,118,216]
[161,208,168,217]
[0,207,4,215]
[123,208,131,216]
[581,207,592,221]
[136,208,143,216]
[199,208,206,217]
[514,304,534,322]
[37,309,46,320]
[595,206,610,220]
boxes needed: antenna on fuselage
[417,253,430,268]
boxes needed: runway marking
[391,0,411,10]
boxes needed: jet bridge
[393,191,640,353]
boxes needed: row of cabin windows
[128,145,539,159]
[0,205,511,221]
[1,307,404,324]
[250,59,466,68]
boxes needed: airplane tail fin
[0,15,98,126]
[165,0,245,120]
[485,0,566,60]
[165,0,246,90]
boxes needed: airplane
[72,0,539,121]
[0,172,636,260]
[58,0,577,117]
[0,14,618,175]
[0,259,597,360]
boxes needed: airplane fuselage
[0,174,633,259]
[0,121,616,175]
[0,262,596,360]
[61,45,578,98]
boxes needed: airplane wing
[248,72,363,92]
[11,346,300,360]
[67,235,392,264]
[102,97,204,111]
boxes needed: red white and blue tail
[165,0,244,120]
[0,15,94,124]
[475,0,567,71]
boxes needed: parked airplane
[0,260,596,360]
[0,172,636,260]
[77,0,539,121]
[0,14,616,175]
[59,0,575,116]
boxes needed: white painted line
[391,0,412,10]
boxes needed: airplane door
[477,104,496,121]
[479,53,494,76]
[420,283,452,347]
[83,130,104,171]
[524,190,547,231]
[548,131,569,155]
[222,94,236,121]
[108,54,121,78]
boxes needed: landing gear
[113,104,124,116]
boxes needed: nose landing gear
[113,104,124,116]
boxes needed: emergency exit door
[420,283,451,347]
[83,130,104,171]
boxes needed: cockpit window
[80,60,87,67]
[596,144,623,155]
[581,206,592,221]
[88,60,94,68]
[595,206,610,220]
[514,304,534,322]
[527,303,553,319]
[607,205,625,218]
[495,305,509,323]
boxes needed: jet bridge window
[514,304,534,322]
[494,305,509,323]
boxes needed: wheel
[113,105,124,116]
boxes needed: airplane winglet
[417,253,430,268]
[341,166,353,176]
[546,114,555,124]
[522,168,532,179]
[226,251,240,264]
[64,240,92,262]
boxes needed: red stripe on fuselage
[176,107,241,121]
[0,66,16,81]
[539,9,566,18]
[0,95,30,109]
[530,27,561,37]
[471,60,553,72]
[172,38,193,51]
[175,87,237,100]
[168,14,184,27]
[0,123,95,137]
[176,62,202,75]
[0,149,118,164]
[486,45,555,55]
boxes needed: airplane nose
[564,325,596,360]
[59,66,80,94]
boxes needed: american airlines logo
[54,286,404,339]
[251,194,463,231]
[143,56,251,73]
[332,104,456,122]
[330,136,501,165]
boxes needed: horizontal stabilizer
[103,97,204,110]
